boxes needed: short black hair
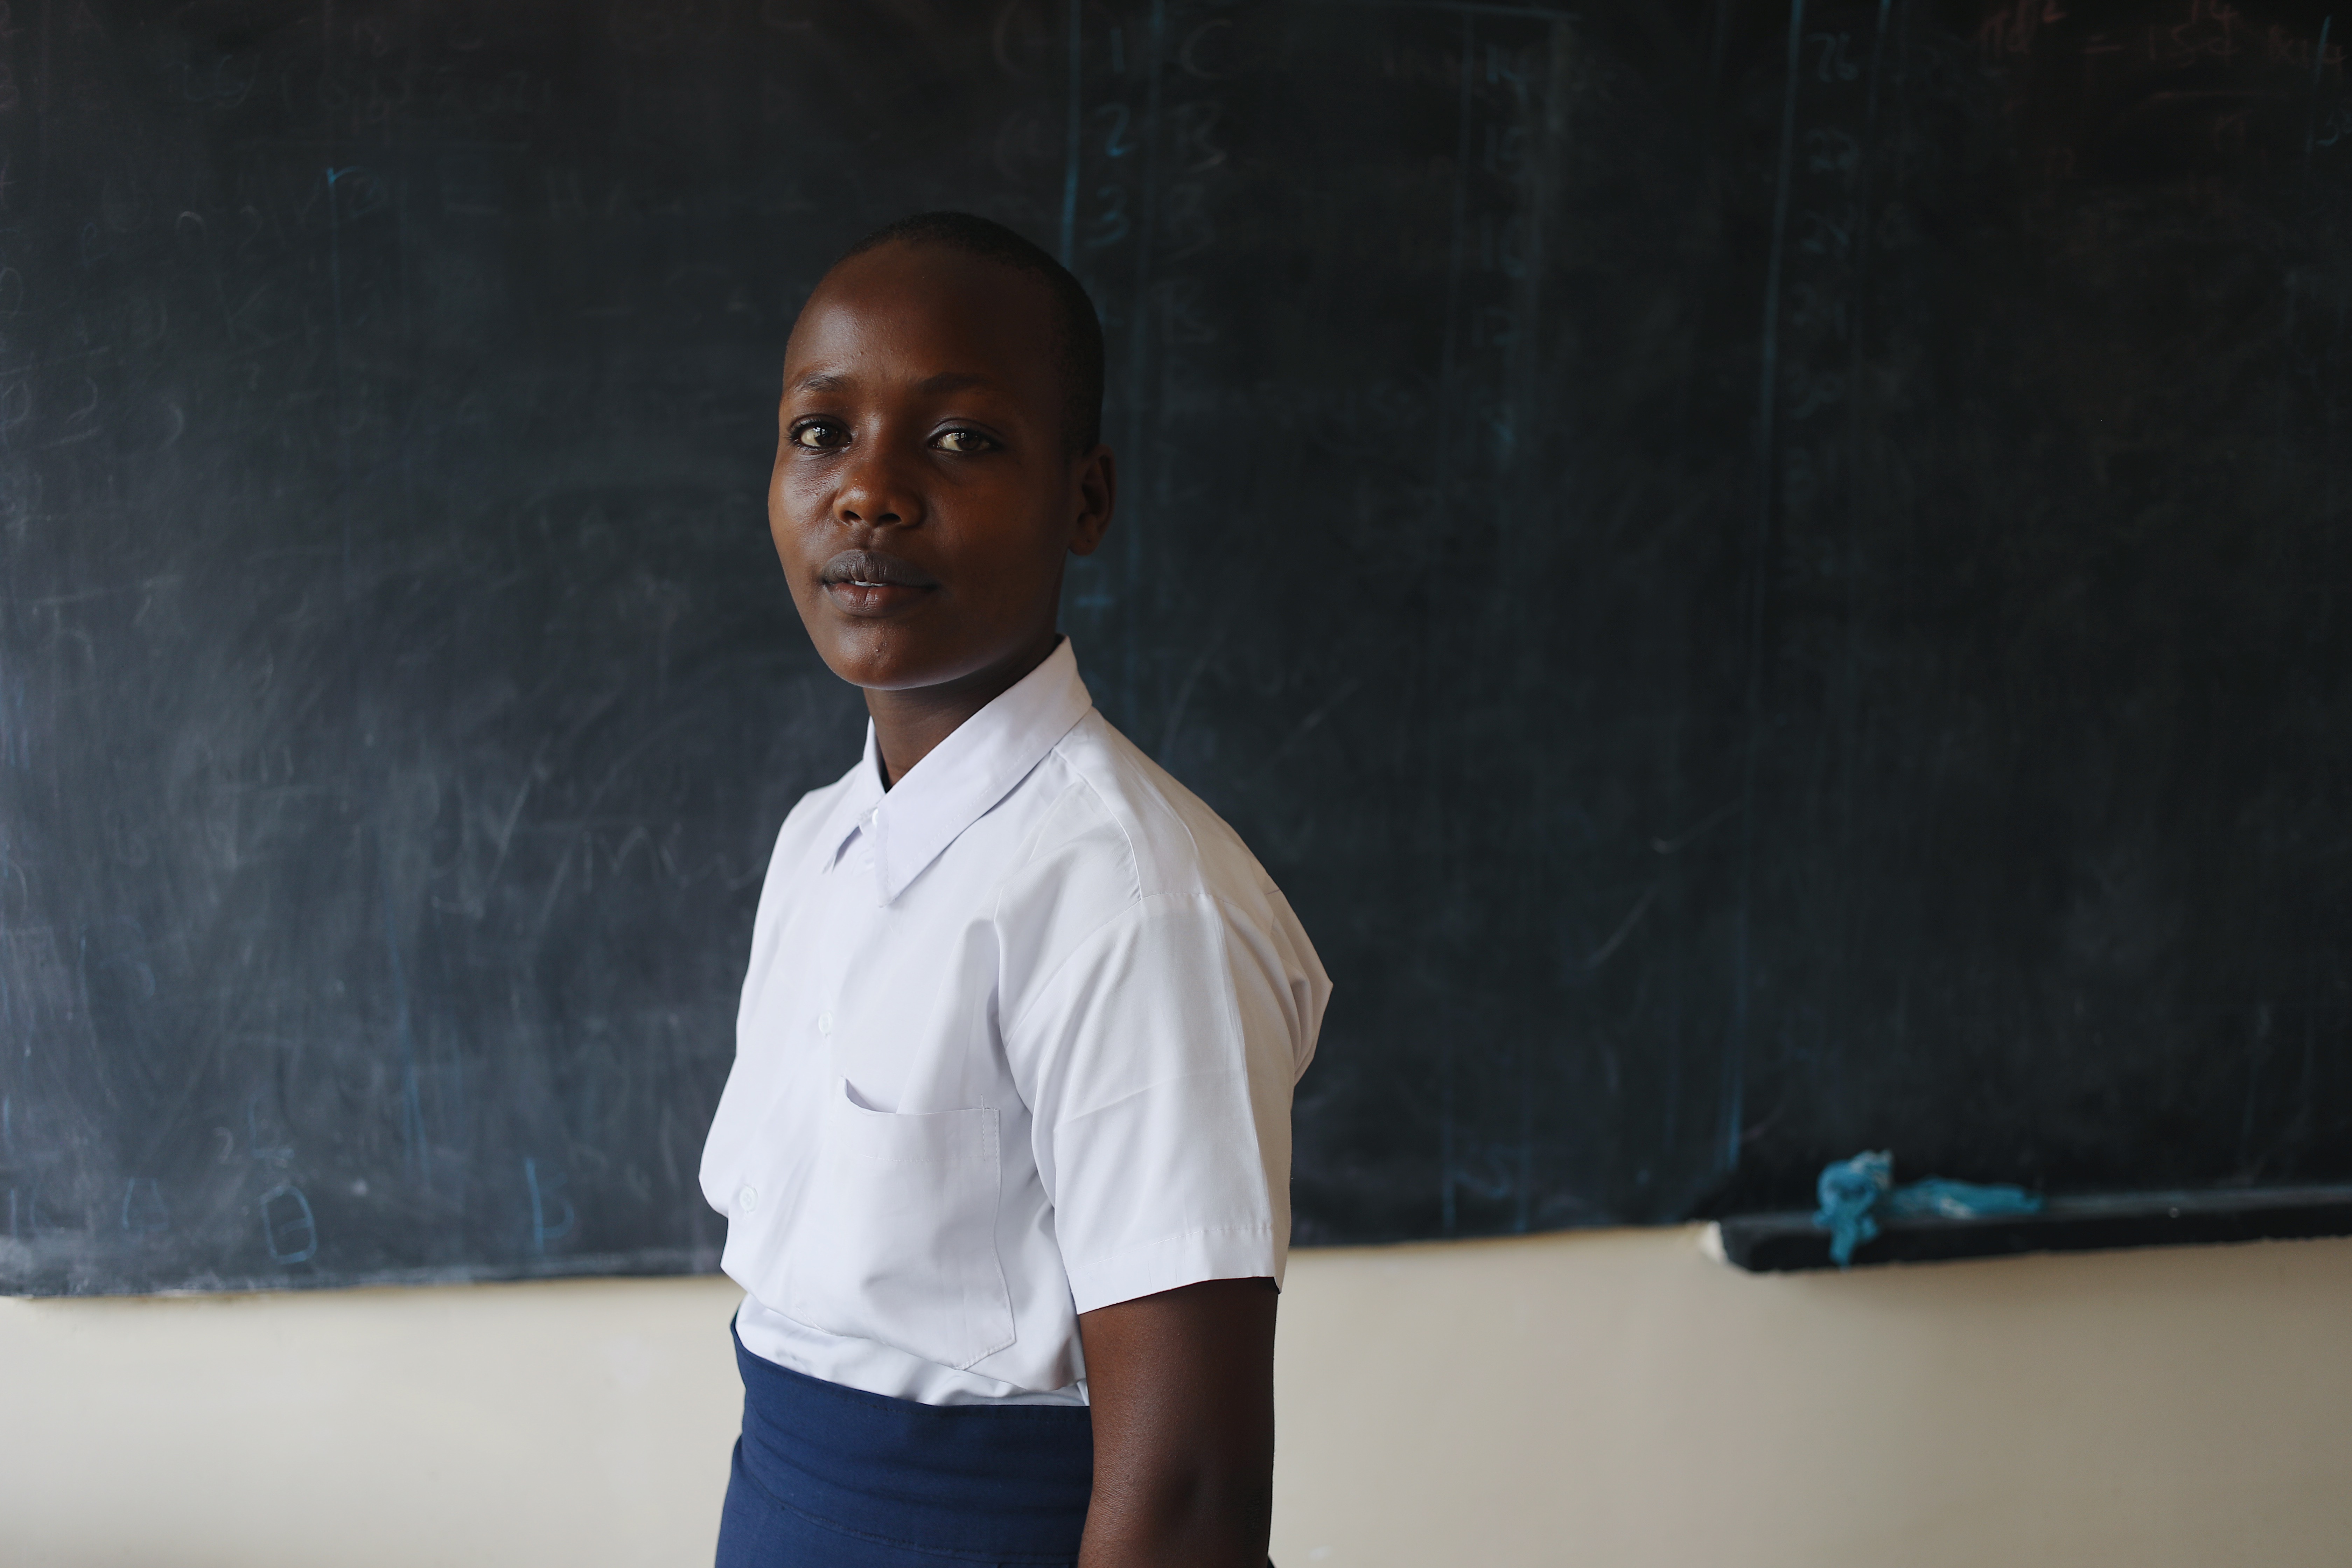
[835,211,1106,454]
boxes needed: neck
[866,630,1061,787]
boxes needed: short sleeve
[1004,890,1320,1315]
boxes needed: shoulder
[736,766,865,1015]
[992,711,1294,950]
[1037,712,1275,895]
[774,771,857,855]
[754,766,863,901]
[995,712,1329,1097]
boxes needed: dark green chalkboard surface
[4,0,2348,1293]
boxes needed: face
[769,242,1113,697]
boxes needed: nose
[832,435,923,531]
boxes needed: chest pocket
[779,1081,1017,1372]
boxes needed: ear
[1068,445,1116,557]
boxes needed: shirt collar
[814,638,1093,905]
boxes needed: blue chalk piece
[1814,1153,2046,1266]
[1813,1150,1894,1267]
[1881,1176,2044,1221]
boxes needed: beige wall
[4,1227,2347,1567]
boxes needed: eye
[790,420,846,450]
[932,428,998,455]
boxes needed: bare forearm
[1078,1438,1272,1565]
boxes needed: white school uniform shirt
[700,639,1329,1406]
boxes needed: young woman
[699,212,1327,1567]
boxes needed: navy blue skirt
[717,1324,1096,1567]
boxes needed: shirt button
[737,1185,758,1213]
[816,1011,833,1035]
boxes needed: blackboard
[3,0,2348,1294]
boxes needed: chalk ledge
[1708,1186,2352,1272]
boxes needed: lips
[817,548,939,614]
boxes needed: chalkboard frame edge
[0,1246,725,1301]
